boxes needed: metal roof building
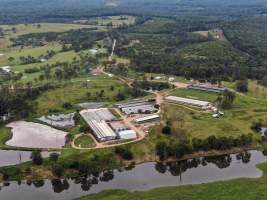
[135,114,160,124]
[81,108,116,122]
[188,83,226,93]
[38,113,75,128]
[118,130,137,140]
[109,121,129,133]
[80,108,118,141]
[165,96,210,108]
[86,120,117,141]
[117,101,157,115]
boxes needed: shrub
[31,150,43,165]
[62,102,73,109]
[162,126,172,135]
[52,164,63,177]
[115,147,133,160]
[236,79,248,93]
[155,141,168,161]
[49,153,59,162]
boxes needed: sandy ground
[6,121,67,149]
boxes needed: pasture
[35,75,127,115]
[166,87,267,139]
[74,135,96,148]
[0,23,94,49]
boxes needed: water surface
[0,150,53,167]
[0,150,266,200]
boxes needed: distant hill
[0,0,267,24]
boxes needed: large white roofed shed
[165,96,210,107]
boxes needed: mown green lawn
[170,88,218,102]
[0,126,12,148]
[76,162,267,200]
[74,135,96,148]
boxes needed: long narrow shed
[165,96,210,107]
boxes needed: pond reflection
[0,150,266,200]
[154,152,252,176]
[0,150,56,167]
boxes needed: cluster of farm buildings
[79,100,159,142]
[3,79,228,148]
[165,82,225,116]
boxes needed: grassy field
[224,80,267,100]
[167,87,267,139]
[0,22,92,84]
[0,126,12,148]
[0,18,134,84]
[0,23,94,50]
[170,88,218,102]
[0,23,94,37]
[134,17,175,33]
[35,75,127,115]
[74,135,96,148]
[76,162,267,200]
[91,15,136,27]
[0,42,62,66]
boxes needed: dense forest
[1,0,267,82]
[0,0,267,24]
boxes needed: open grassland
[134,17,176,33]
[74,135,96,148]
[0,23,95,50]
[167,87,267,139]
[0,16,136,50]
[76,162,267,200]
[124,88,266,160]
[0,45,81,84]
[92,15,135,27]
[0,126,12,148]
[16,49,78,72]
[0,23,95,37]
[35,75,127,115]
[14,50,79,83]
[224,80,267,100]
[162,103,263,139]
[170,88,218,102]
[0,42,62,66]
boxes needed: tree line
[156,134,253,161]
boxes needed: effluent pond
[0,150,266,200]
[0,150,52,167]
